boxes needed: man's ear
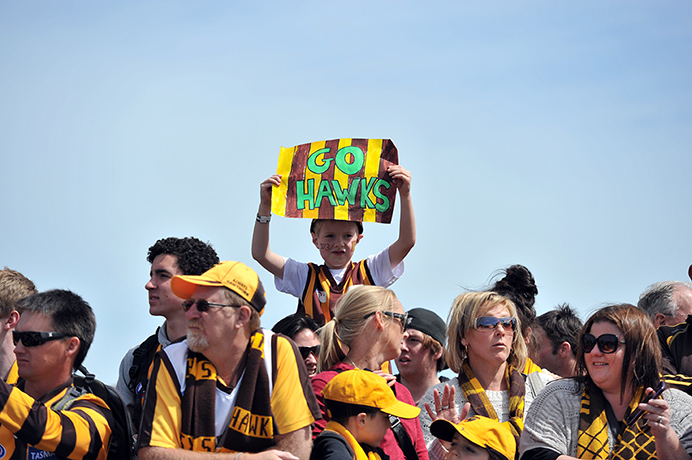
[311,232,319,249]
[432,347,444,361]
[3,311,20,330]
[235,305,253,328]
[65,336,80,358]
[653,313,667,328]
[558,341,571,357]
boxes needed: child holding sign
[252,141,415,325]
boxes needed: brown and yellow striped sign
[272,138,399,223]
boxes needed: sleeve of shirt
[115,345,137,417]
[665,389,692,453]
[519,379,581,458]
[136,351,183,450]
[0,380,113,460]
[271,335,321,435]
[274,257,310,298]
[366,247,404,287]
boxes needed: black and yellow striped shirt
[0,378,113,460]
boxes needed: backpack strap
[128,329,161,431]
[53,365,136,460]
[127,329,160,392]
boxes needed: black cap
[406,308,446,347]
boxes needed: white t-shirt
[274,247,404,297]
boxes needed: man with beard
[137,261,320,460]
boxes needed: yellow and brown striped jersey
[298,261,375,324]
[0,378,113,460]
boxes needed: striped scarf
[577,382,656,460]
[323,420,386,460]
[180,330,275,453]
[458,360,525,450]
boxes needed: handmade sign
[272,138,399,224]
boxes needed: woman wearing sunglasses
[419,292,554,460]
[311,285,430,460]
[272,314,321,375]
[521,304,692,460]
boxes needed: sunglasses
[182,299,239,312]
[473,316,517,332]
[582,333,625,354]
[299,345,320,359]
[13,330,69,348]
[364,311,408,332]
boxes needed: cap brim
[171,275,224,300]
[380,400,420,420]
[430,419,458,442]
[431,419,486,448]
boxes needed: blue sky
[2,1,691,384]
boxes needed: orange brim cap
[171,261,266,315]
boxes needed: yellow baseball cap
[431,416,516,460]
[321,370,420,419]
[171,261,266,315]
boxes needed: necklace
[344,356,359,369]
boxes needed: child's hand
[260,175,282,206]
[387,165,412,196]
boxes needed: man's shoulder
[119,328,165,367]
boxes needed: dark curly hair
[147,237,219,275]
[490,264,538,338]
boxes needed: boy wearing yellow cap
[312,369,420,460]
[430,416,516,460]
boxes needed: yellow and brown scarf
[180,330,276,453]
[577,382,656,460]
[458,360,525,447]
[323,420,385,460]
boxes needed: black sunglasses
[182,299,239,312]
[13,331,69,348]
[364,311,408,332]
[473,316,517,332]
[582,333,625,354]
[299,345,320,359]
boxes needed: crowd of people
[2,169,692,460]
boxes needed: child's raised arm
[251,174,286,279]
[386,165,416,270]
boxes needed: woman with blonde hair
[419,291,553,460]
[312,285,429,460]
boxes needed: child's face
[445,433,490,460]
[359,411,391,447]
[311,221,363,269]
